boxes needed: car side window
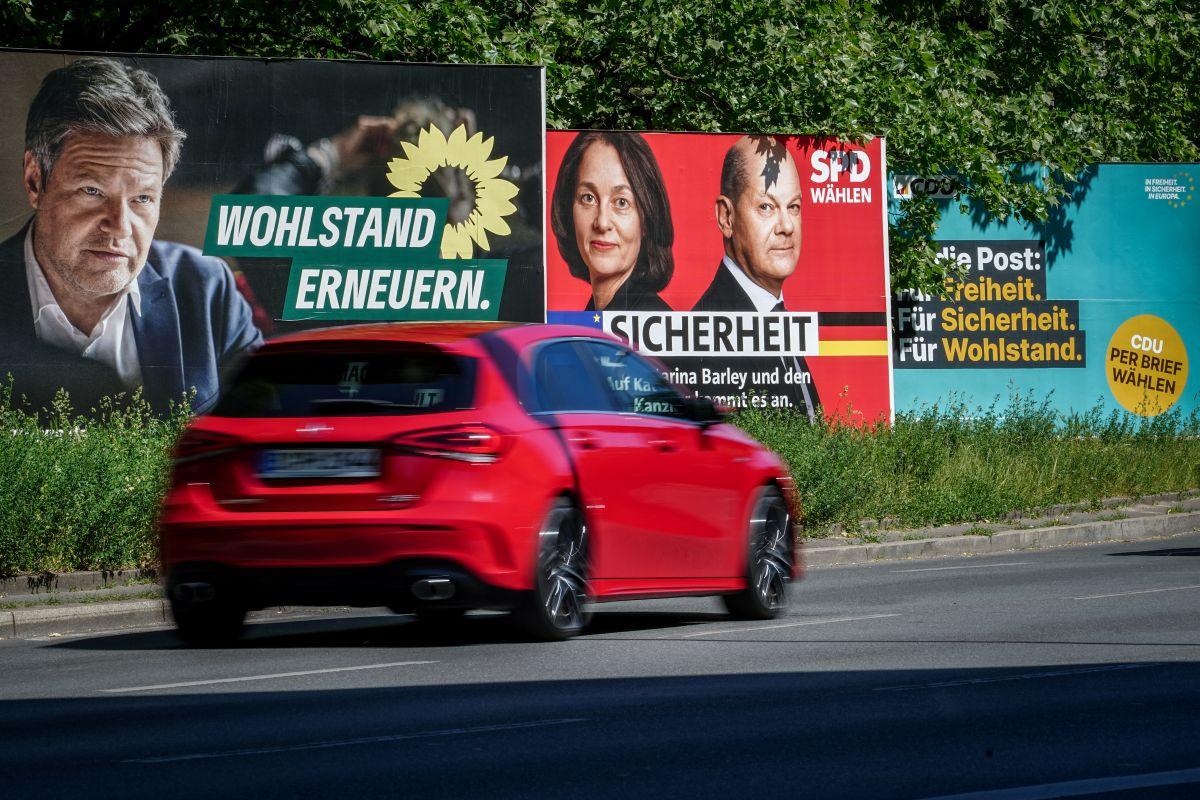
[530,341,615,413]
[581,342,689,419]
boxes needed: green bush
[733,392,1200,532]
[0,383,189,576]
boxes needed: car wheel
[723,486,793,620]
[516,498,591,641]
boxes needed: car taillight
[172,429,240,465]
[391,424,507,463]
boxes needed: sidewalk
[2,490,1198,639]
[804,489,1200,567]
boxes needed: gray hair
[720,135,791,201]
[25,57,186,185]
[719,143,749,201]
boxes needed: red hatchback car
[159,322,799,643]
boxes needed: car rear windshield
[213,346,476,417]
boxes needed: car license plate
[256,448,381,479]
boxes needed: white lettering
[316,270,341,309]
[410,208,437,248]
[249,206,277,247]
[217,205,253,246]
[294,268,320,310]
[432,271,455,309]
[319,207,341,247]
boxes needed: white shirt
[24,226,143,390]
[721,255,784,313]
[722,256,815,419]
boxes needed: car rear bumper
[166,560,522,612]
[157,469,549,593]
[160,516,530,594]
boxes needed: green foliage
[4,0,1197,292]
[733,393,1200,532]
[0,384,190,577]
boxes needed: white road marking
[913,765,1200,799]
[680,613,901,638]
[875,663,1154,692]
[122,718,589,763]
[99,660,437,693]
[1073,584,1200,600]
[894,562,1033,573]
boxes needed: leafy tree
[4,0,1196,290]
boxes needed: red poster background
[546,131,893,422]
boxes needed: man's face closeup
[721,149,802,297]
[24,132,164,299]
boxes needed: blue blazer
[0,225,262,415]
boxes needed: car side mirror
[687,396,727,427]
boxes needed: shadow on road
[1109,547,1200,557]
[2,660,1199,800]
[48,607,728,651]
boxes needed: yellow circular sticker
[1106,315,1188,415]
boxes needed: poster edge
[880,136,896,424]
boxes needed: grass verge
[0,590,163,610]
[2,386,1198,576]
[734,392,1200,536]
[1,385,189,577]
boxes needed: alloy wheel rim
[539,507,588,630]
[750,494,792,610]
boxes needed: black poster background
[0,50,546,331]
[893,240,1089,369]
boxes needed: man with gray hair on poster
[692,134,821,418]
[0,56,261,415]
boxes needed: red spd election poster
[546,131,893,422]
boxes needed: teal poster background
[891,164,1200,418]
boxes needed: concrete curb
[3,599,167,638]
[804,509,1200,567]
[0,601,350,639]
[0,568,154,597]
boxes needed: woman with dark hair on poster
[550,131,675,311]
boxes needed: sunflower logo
[385,124,520,259]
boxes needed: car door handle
[568,434,597,450]
[647,438,679,452]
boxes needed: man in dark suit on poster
[692,135,820,418]
[0,57,262,416]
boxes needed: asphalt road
[2,532,1199,800]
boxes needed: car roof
[262,322,524,346]
[258,322,618,349]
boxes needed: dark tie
[770,299,815,419]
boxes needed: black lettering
[610,314,630,344]
[666,314,689,353]
[735,315,761,352]
[715,316,734,352]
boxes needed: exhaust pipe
[174,581,215,604]
[412,578,456,601]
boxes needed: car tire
[722,485,793,620]
[515,498,591,641]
